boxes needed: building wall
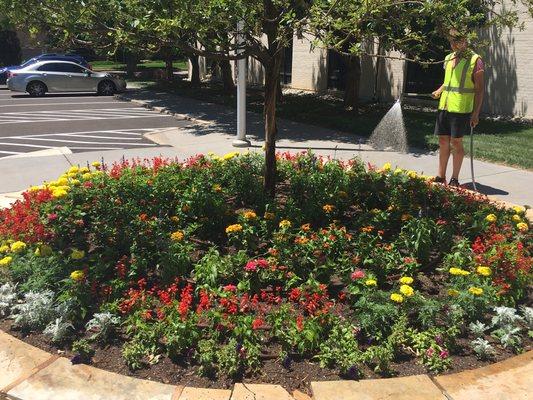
[291,33,327,92]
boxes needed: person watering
[432,29,485,186]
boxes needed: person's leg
[451,137,464,180]
[438,135,451,180]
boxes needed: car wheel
[27,81,47,97]
[98,80,116,96]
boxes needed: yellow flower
[171,230,184,242]
[476,266,492,276]
[371,208,380,214]
[80,167,90,173]
[35,244,53,257]
[29,185,43,192]
[323,204,335,213]
[399,276,414,285]
[68,166,79,174]
[400,284,415,297]
[447,289,460,297]
[91,161,101,168]
[10,241,27,254]
[0,256,13,267]
[407,170,417,179]
[52,189,68,198]
[243,211,257,220]
[390,293,404,303]
[170,216,180,223]
[67,172,78,178]
[449,267,470,276]
[213,184,222,192]
[223,151,239,160]
[468,287,484,296]
[57,177,69,186]
[512,205,524,214]
[365,279,377,287]
[70,270,85,281]
[226,224,243,234]
[279,220,292,229]
[70,179,81,186]
[517,222,529,232]
[0,245,9,254]
[394,168,403,175]
[485,214,497,223]
[401,213,412,222]
[512,214,522,223]
[382,162,392,172]
[82,173,92,181]
[71,249,85,260]
[264,212,275,220]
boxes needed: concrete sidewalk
[0,88,532,206]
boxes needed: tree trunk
[220,59,235,93]
[165,53,174,81]
[343,55,362,112]
[125,53,138,79]
[277,79,283,103]
[189,55,201,87]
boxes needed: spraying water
[368,99,408,153]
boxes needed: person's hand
[470,113,479,128]
[431,89,442,99]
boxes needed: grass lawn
[92,59,188,71]
[138,80,533,170]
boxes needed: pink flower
[47,213,58,221]
[244,260,258,272]
[426,347,434,357]
[439,349,449,359]
[351,270,365,280]
[223,284,237,292]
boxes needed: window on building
[404,49,446,96]
[327,50,347,90]
[279,38,293,85]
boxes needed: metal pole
[233,20,251,147]
[470,126,477,192]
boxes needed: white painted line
[0,115,164,124]
[58,133,143,140]
[0,150,21,155]
[6,137,158,146]
[0,101,120,108]
[0,128,159,139]
[67,146,123,150]
[0,142,55,148]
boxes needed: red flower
[351,270,365,280]
[252,318,264,330]
[296,315,304,332]
[196,289,210,313]
[289,288,302,302]
[178,283,194,320]
[223,284,237,292]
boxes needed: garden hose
[470,126,477,192]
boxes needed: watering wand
[470,125,477,192]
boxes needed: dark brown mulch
[1,318,530,395]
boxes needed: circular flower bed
[0,153,531,390]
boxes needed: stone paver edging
[1,329,532,400]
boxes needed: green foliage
[317,319,362,375]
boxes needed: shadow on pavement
[462,181,509,196]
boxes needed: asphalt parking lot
[0,87,186,158]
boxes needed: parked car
[6,60,126,96]
[0,53,91,85]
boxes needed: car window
[64,64,86,73]
[37,63,62,72]
[36,63,84,73]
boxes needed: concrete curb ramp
[0,330,531,400]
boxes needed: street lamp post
[233,20,251,148]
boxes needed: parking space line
[0,101,121,108]
[4,137,159,146]
[0,142,55,148]
[56,133,143,140]
[0,150,21,155]
[0,128,157,139]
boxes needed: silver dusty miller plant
[491,306,523,329]
[43,317,73,343]
[471,338,495,360]
[519,306,533,330]
[468,321,489,338]
[12,290,56,330]
[0,282,17,317]
[85,312,120,342]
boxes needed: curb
[0,329,531,400]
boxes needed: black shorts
[434,110,471,138]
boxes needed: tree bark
[189,54,201,86]
[219,59,235,93]
[343,54,362,112]
[125,53,138,79]
[165,51,174,81]
[263,60,280,198]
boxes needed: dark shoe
[449,177,460,187]
[434,176,445,184]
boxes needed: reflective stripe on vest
[439,52,479,113]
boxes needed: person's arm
[432,84,445,99]
[470,69,484,127]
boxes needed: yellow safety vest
[439,51,479,113]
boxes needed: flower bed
[0,152,531,392]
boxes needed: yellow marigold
[400,284,415,297]
[52,189,68,198]
[82,173,92,181]
[29,185,43,192]
[170,216,180,223]
[399,276,414,285]
[0,256,13,267]
[449,267,470,276]
[264,212,275,220]
[226,224,243,234]
[91,161,101,168]
[70,179,81,186]
[468,287,484,296]
[513,205,524,214]
[10,241,27,254]
[35,244,53,257]
[71,249,85,260]
[394,168,403,175]
[171,230,185,242]
[517,222,529,232]
[279,220,292,229]
[512,214,522,223]
[70,270,85,281]
[407,170,417,179]
[390,293,404,303]
[80,167,90,173]
[223,151,240,160]
[447,289,460,297]
[57,177,69,186]
[213,184,222,192]
[243,211,257,220]
[67,172,78,178]
[68,166,79,174]
[323,204,335,213]
[365,279,377,287]
[0,245,9,254]
[401,213,412,222]
[382,162,392,172]
[476,266,492,276]
[485,214,497,223]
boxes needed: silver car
[6,60,126,97]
